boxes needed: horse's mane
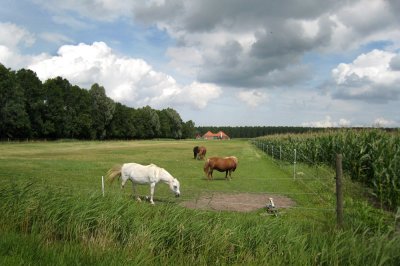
[229,156,238,163]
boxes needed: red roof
[202,131,230,139]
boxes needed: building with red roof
[202,131,230,140]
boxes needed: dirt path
[180,192,296,212]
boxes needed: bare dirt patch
[180,193,296,212]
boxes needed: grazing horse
[203,156,238,180]
[106,163,181,205]
[193,146,207,160]
[193,146,199,159]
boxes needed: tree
[41,77,72,138]
[68,85,93,139]
[89,83,115,139]
[0,64,30,139]
[16,68,44,138]
[108,103,136,139]
[158,108,183,139]
[133,106,160,139]
[182,120,196,139]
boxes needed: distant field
[1,139,399,265]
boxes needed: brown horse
[193,146,207,160]
[204,156,238,180]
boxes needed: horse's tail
[106,164,122,183]
[202,147,207,160]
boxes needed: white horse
[106,163,181,205]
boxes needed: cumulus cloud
[135,2,329,87]
[330,50,400,103]
[0,22,37,68]
[372,117,396,127]
[24,0,400,91]
[236,89,268,108]
[302,116,351,127]
[390,55,400,70]
[0,22,35,48]
[131,0,400,89]
[28,41,221,109]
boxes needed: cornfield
[255,129,400,211]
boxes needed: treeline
[196,126,326,138]
[0,64,196,140]
[196,126,398,138]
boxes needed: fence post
[102,176,105,197]
[293,149,297,179]
[271,146,274,159]
[336,154,343,228]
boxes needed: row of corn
[254,129,400,211]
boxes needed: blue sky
[1,0,400,127]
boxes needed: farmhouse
[202,131,230,140]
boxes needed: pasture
[0,139,399,265]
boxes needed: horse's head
[170,178,181,197]
[203,159,210,174]
[193,146,199,159]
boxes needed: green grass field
[1,139,399,265]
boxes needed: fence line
[251,139,339,212]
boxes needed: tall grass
[1,181,399,265]
[255,129,400,210]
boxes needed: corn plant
[255,129,400,210]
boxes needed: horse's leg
[149,182,156,205]
[132,182,141,202]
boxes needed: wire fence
[251,139,339,214]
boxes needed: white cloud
[166,46,203,77]
[178,82,222,109]
[302,116,351,127]
[327,0,400,52]
[0,22,37,69]
[52,15,91,29]
[33,0,134,21]
[28,41,221,109]
[372,117,396,127]
[236,89,268,108]
[40,32,74,45]
[331,49,400,102]
[0,22,35,48]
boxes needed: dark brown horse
[193,146,207,160]
[204,156,238,180]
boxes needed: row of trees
[0,64,196,140]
